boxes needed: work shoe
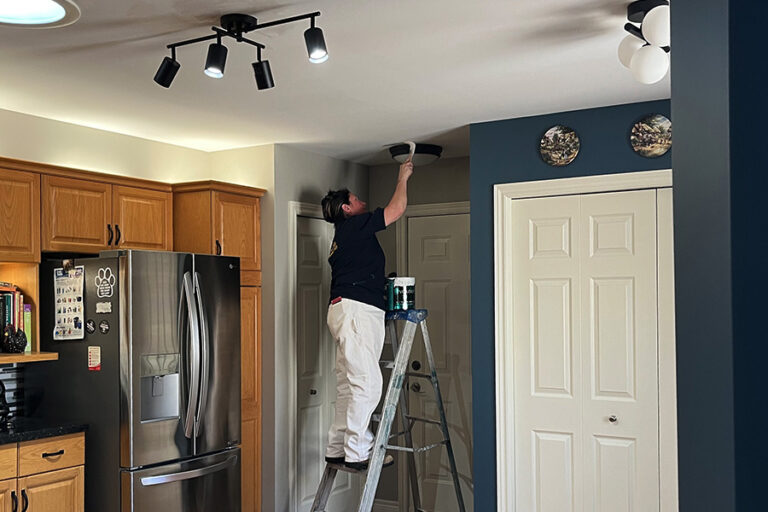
[344,454,394,471]
[325,456,344,464]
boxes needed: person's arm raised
[384,161,413,226]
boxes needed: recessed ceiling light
[0,0,81,28]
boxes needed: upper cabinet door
[42,176,112,253]
[112,186,173,251]
[213,192,261,271]
[0,168,40,262]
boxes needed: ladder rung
[386,440,447,453]
[405,371,433,379]
[405,414,442,426]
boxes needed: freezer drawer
[121,448,241,512]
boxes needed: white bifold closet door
[511,189,659,512]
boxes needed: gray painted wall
[263,144,369,512]
[367,155,470,503]
[368,156,470,276]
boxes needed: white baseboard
[372,499,400,512]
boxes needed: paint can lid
[393,277,415,286]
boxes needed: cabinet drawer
[18,433,84,477]
[0,444,16,480]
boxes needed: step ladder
[310,309,466,512]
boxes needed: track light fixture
[154,49,180,88]
[204,36,228,78]
[618,0,670,85]
[252,48,275,90]
[153,11,328,90]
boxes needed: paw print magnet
[95,267,116,298]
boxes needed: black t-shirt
[328,208,387,310]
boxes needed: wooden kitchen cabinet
[0,479,15,512]
[18,466,84,512]
[42,175,112,253]
[213,191,261,271]
[0,168,40,263]
[42,176,173,254]
[0,432,84,512]
[112,185,173,251]
[173,182,264,274]
[240,286,262,512]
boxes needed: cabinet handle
[115,224,122,246]
[21,490,27,512]
[107,224,114,245]
[11,490,17,512]
[215,240,222,255]
[42,449,65,458]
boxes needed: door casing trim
[493,169,677,511]
[288,201,324,512]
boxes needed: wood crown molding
[0,156,268,197]
[172,181,266,198]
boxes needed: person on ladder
[320,159,413,471]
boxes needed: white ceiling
[0,0,670,164]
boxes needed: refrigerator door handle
[139,454,238,487]
[182,271,201,439]
[193,271,210,437]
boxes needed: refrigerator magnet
[96,302,112,314]
[88,346,102,371]
[98,320,110,334]
[86,320,96,334]
[95,267,116,298]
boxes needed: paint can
[392,277,416,310]
[385,277,396,311]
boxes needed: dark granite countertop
[0,417,88,445]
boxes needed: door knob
[609,415,618,423]
[411,382,421,393]
[309,389,318,395]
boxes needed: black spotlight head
[252,60,275,90]
[154,56,180,88]
[204,42,228,78]
[304,26,328,63]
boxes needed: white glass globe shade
[618,35,645,68]
[642,5,671,47]
[630,45,670,84]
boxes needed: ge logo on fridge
[95,268,116,298]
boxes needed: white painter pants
[325,298,385,462]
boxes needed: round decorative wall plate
[540,125,580,166]
[631,114,672,158]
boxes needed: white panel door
[510,190,660,512]
[511,195,582,512]
[296,216,360,512]
[406,213,473,511]
[580,191,658,512]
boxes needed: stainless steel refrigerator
[28,250,241,512]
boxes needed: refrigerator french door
[29,250,241,512]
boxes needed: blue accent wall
[469,100,671,511]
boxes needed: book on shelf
[0,281,33,352]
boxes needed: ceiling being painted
[0,0,669,164]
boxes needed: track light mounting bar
[164,11,321,52]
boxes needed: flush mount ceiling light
[154,11,327,90]
[617,0,670,84]
[0,0,80,28]
[389,143,443,166]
